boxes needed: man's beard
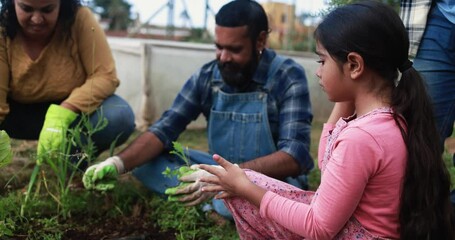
[218,51,259,91]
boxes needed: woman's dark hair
[215,0,269,43]
[314,1,454,239]
[0,0,81,38]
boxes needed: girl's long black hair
[0,0,81,39]
[315,1,454,239]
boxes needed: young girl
[198,1,454,239]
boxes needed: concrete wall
[108,37,333,130]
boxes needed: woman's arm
[64,7,119,113]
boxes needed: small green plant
[162,141,191,178]
[0,218,14,237]
[156,142,240,239]
[20,112,108,219]
[149,195,239,240]
[0,192,19,237]
[162,141,197,201]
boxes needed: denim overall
[414,5,455,207]
[133,55,298,218]
[413,6,455,163]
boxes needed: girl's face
[315,41,352,102]
[14,0,60,40]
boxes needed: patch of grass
[442,126,455,189]
[308,121,323,190]
[444,152,455,190]
[177,128,208,152]
[149,197,238,240]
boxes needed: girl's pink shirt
[260,111,406,239]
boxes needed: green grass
[444,129,455,190]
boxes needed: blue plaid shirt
[400,0,433,57]
[149,49,314,172]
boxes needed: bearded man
[83,0,313,219]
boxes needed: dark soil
[1,139,180,240]
[62,217,176,240]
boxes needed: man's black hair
[215,0,269,41]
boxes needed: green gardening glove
[37,104,78,165]
[83,156,125,191]
[0,130,13,168]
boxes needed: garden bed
[0,130,238,240]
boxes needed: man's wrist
[106,156,125,174]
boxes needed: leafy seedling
[162,142,196,201]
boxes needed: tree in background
[290,0,400,52]
[91,0,132,31]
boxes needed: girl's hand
[199,154,252,199]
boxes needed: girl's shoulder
[343,110,404,148]
[349,108,395,127]
[349,110,397,132]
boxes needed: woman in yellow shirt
[0,0,135,169]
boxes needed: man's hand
[165,165,221,206]
[83,156,125,191]
[37,104,78,164]
[199,154,248,199]
[200,155,266,207]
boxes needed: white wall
[108,37,333,131]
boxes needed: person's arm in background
[317,102,355,169]
[36,7,119,160]
[240,151,300,180]
[240,59,313,179]
[116,131,164,171]
[63,6,119,113]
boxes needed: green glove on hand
[83,156,125,191]
[37,104,78,164]
[0,130,13,168]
